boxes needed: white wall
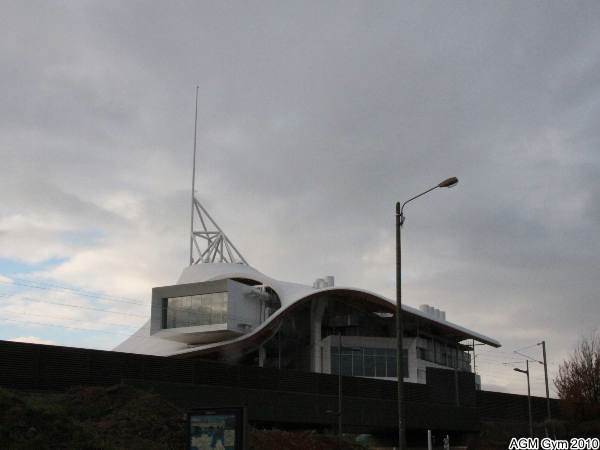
[226,280,262,333]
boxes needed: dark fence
[477,390,561,423]
[0,340,557,433]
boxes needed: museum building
[115,200,500,388]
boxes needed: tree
[554,331,600,419]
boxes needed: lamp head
[438,177,459,188]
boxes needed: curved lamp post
[514,361,533,438]
[396,177,458,450]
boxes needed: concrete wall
[226,280,262,333]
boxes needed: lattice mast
[188,86,248,266]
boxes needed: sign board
[187,407,246,450]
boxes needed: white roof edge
[131,264,501,357]
[316,285,501,348]
[168,283,500,357]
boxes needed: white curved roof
[115,263,500,357]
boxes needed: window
[440,345,449,366]
[386,349,397,378]
[419,337,470,371]
[375,349,386,377]
[449,347,457,368]
[330,346,407,379]
[459,351,471,370]
[352,349,364,377]
[416,337,433,362]
[341,353,352,376]
[364,348,375,377]
[433,340,440,364]
[163,292,228,328]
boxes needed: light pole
[324,332,343,450]
[538,341,553,437]
[396,176,458,450]
[327,319,353,450]
[337,331,342,449]
[515,341,553,437]
[514,361,533,438]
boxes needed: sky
[2,1,600,396]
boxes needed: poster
[188,408,244,450]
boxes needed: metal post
[454,366,460,406]
[277,331,281,370]
[472,338,476,375]
[540,341,553,435]
[393,178,458,450]
[526,360,533,438]
[396,202,406,450]
[427,430,432,450]
[189,86,199,265]
[338,331,342,449]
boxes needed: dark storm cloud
[2,0,600,392]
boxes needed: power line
[514,342,540,353]
[2,294,262,326]
[0,316,148,338]
[0,316,173,347]
[6,296,148,318]
[5,309,140,330]
[0,278,146,306]
[6,275,147,304]
[0,316,197,347]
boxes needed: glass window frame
[163,291,228,329]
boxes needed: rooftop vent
[313,276,335,289]
[419,304,446,321]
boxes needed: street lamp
[324,331,343,450]
[515,341,553,437]
[396,176,458,450]
[537,341,553,437]
[514,361,533,438]
[327,317,356,450]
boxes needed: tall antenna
[189,86,199,265]
[187,86,248,266]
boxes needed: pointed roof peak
[190,195,248,265]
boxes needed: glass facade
[416,336,471,370]
[163,292,228,329]
[331,346,408,378]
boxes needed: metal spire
[190,197,248,265]
[189,86,199,265]
[188,86,248,266]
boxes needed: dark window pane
[331,351,339,375]
[364,355,375,377]
[165,292,228,328]
[435,341,444,365]
[341,354,352,376]
[386,355,396,378]
[375,355,386,377]
[353,350,364,377]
